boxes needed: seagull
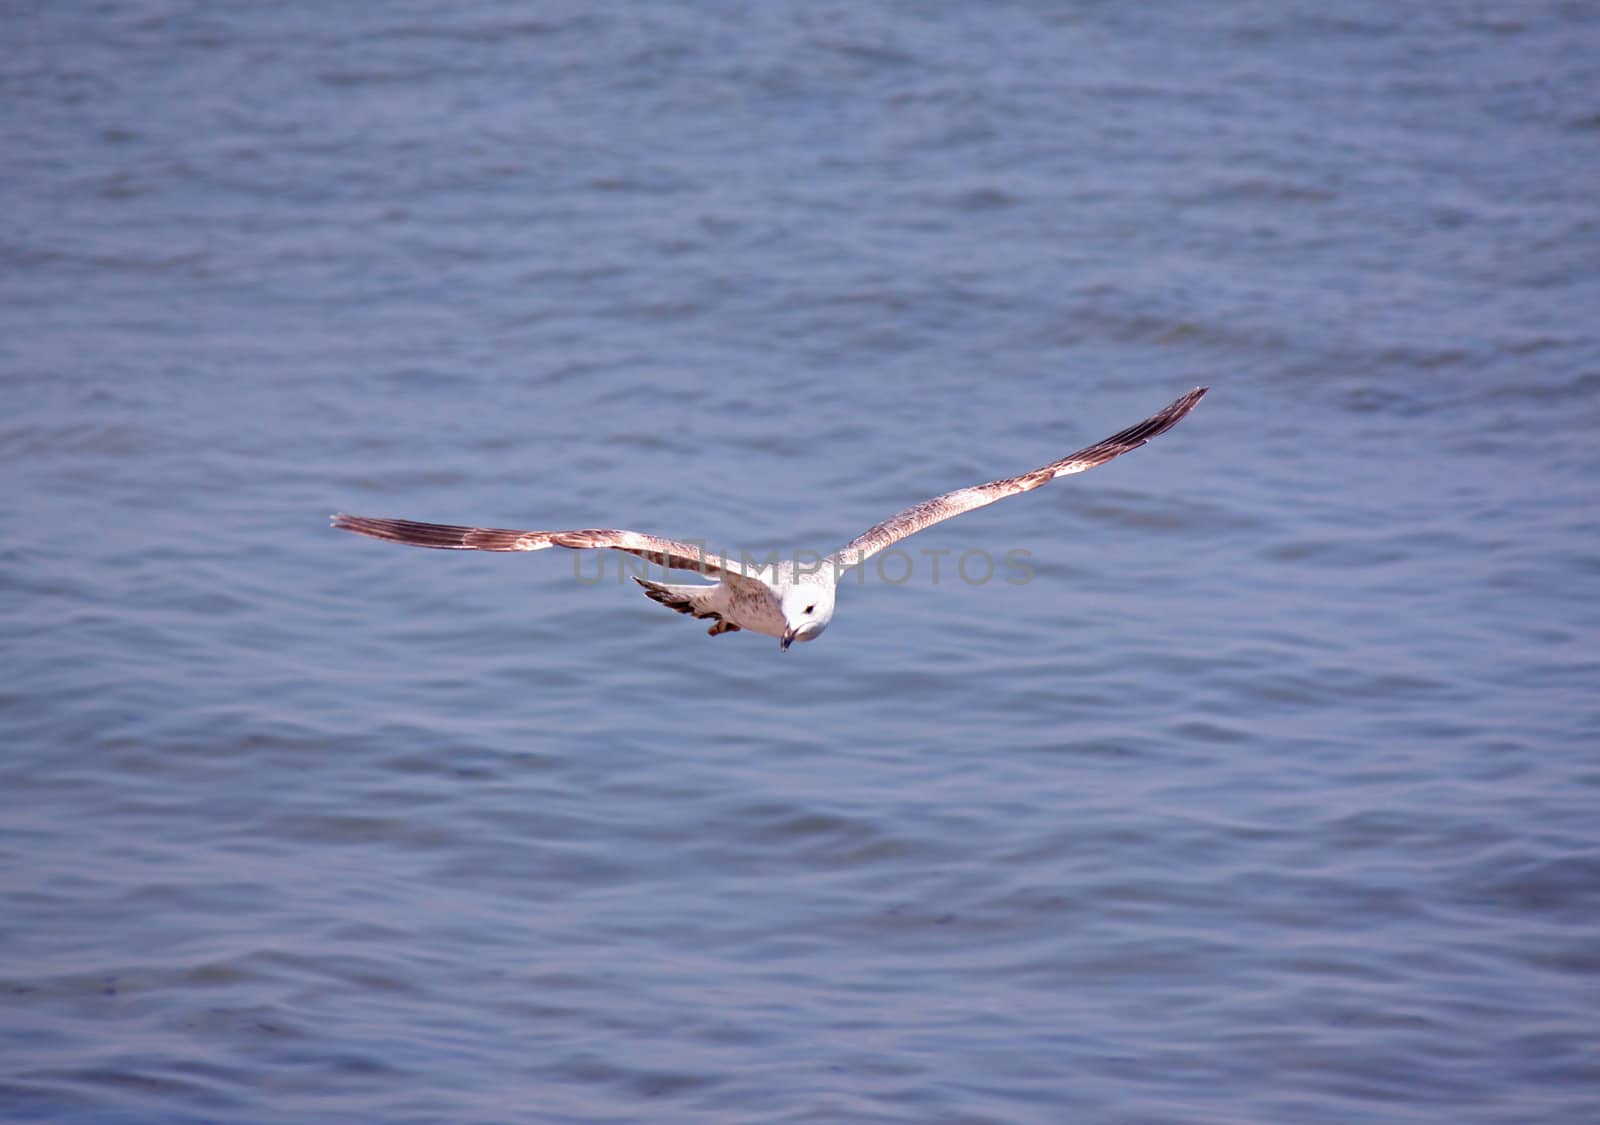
[333,386,1206,650]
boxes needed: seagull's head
[780,584,835,651]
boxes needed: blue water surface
[3,2,1598,1122]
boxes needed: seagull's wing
[828,386,1207,570]
[331,515,756,584]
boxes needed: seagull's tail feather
[632,577,740,635]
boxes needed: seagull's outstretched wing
[828,386,1207,569]
[331,515,751,582]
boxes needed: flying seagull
[333,386,1206,650]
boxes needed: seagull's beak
[780,626,796,652]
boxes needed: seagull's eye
[804,604,815,615]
